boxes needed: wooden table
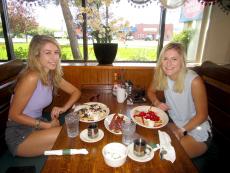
[41,89,198,173]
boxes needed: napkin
[44,149,88,156]
[158,130,176,163]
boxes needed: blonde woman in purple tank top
[147,42,212,158]
[5,35,81,157]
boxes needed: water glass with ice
[65,112,80,138]
[121,120,136,145]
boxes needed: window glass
[5,0,204,63]
[0,17,8,60]
[165,0,204,62]
[6,0,80,60]
[87,1,161,62]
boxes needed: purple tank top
[22,80,53,118]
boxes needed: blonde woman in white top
[147,42,212,158]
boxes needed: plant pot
[93,43,118,65]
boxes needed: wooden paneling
[62,66,154,89]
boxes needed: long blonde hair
[153,42,187,93]
[26,35,63,92]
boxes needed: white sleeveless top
[165,70,212,142]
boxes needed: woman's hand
[173,128,185,140]
[167,123,184,140]
[155,101,170,111]
[50,117,60,128]
[51,106,66,119]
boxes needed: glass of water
[65,112,79,138]
[121,120,136,145]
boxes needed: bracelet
[180,127,187,136]
[35,119,41,129]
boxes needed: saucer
[127,143,155,162]
[80,129,104,143]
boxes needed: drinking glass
[65,112,79,138]
[121,120,136,145]
[88,123,99,139]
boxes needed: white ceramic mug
[117,87,128,103]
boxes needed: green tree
[7,0,39,41]
[172,29,194,51]
[18,0,82,60]
[27,27,57,37]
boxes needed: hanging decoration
[159,0,186,9]
[128,0,157,8]
[197,0,219,5]
[18,0,46,7]
[218,0,230,14]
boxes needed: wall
[203,4,230,64]
[62,66,154,89]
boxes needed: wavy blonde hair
[153,42,187,93]
[26,35,63,92]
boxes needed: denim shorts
[5,120,35,156]
[5,117,48,156]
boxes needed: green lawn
[0,43,157,61]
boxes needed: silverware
[159,147,167,160]
[148,104,153,112]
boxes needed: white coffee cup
[117,87,128,103]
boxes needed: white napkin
[158,130,176,163]
[44,149,88,156]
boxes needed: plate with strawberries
[104,113,130,135]
[130,106,169,129]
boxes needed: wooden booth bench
[192,61,230,173]
[0,59,46,173]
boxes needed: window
[1,0,205,63]
[86,1,161,62]
[165,0,204,62]
[0,17,8,60]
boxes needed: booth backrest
[0,59,25,155]
[193,61,230,147]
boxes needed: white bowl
[102,142,128,167]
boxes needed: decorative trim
[198,0,219,6]
[128,0,157,8]
[218,0,230,15]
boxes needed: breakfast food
[75,103,108,122]
[133,110,163,127]
[109,113,125,133]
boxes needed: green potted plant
[78,0,129,64]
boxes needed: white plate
[127,143,155,162]
[130,106,169,129]
[74,102,110,123]
[104,114,130,135]
[80,129,104,143]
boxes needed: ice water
[65,113,79,138]
[122,121,136,145]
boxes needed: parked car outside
[144,35,153,41]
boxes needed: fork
[148,104,153,112]
[159,147,167,160]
